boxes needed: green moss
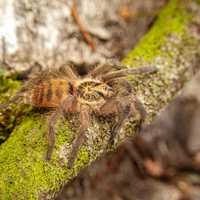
[0,79,102,199]
[0,115,72,199]
[123,0,191,63]
[73,147,90,173]
[0,77,21,97]
[0,113,93,199]
[0,76,23,141]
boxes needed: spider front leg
[46,95,75,160]
[99,99,129,145]
[67,105,91,168]
[88,60,125,78]
[100,96,146,147]
[110,101,132,145]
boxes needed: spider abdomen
[27,79,72,108]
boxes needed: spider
[0,62,157,168]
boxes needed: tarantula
[0,62,157,168]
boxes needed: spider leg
[16,62,43,80]
[100,95,146,147]
[99,98,130,145]
[67,105,90,168]
[110,102,130,145]
[102,66,157,82]
[109,97,147,146]
[59,63,79,80]
[0,72,43,110]
[46,110,60,160]
[46,95,75,160]
[89,63,114,78]
[89,60,126,78]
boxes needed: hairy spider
[0,62,157,168]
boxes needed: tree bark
[0,0,200,199]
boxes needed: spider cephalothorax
[75,78,113,108]
[0,62,157,168]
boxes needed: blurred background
[0,0,166,71]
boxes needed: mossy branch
[0,0,200,199]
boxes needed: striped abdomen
[26,79,72,108]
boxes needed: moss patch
[123,0,191,63]
[0,115,73,199]
[0,75,23,142]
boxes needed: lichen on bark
[0,0,200,199]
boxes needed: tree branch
[0,0,200,199]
